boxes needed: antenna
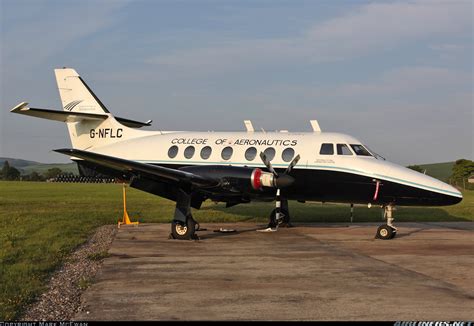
[244,120,254,132]
[310,120,321,132]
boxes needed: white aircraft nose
[373,160,463,205]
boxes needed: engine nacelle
[250,168,276,190]
[179,165,276,193]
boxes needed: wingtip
[10,102,29,113]
[53,148,75,154]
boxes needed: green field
[0,181,472,319]
[418,161,455,182]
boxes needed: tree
[1,161,20,180]
[407,165,424,173]
[28,171,44,181]
[1,161,10,180]
[8,166,20,180]
[451,159,474,189]
[44,167,62,180]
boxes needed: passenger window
[168,145,178,158]
[221,146,233,160]
[200,146,212,160]
[319,143,334,155]
[184,146,195,159]
[263,147,276,161]
[350,144,372,156]
[282,148,295,162]
[337,144,353,155]
[245,147,257,161]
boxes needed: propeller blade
[284,154,300,175]
[259,152,278,177]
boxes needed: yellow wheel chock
[118,183,139,228]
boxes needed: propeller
[259,152,300,229]
[259,152,278,177]
[285,154,300,175]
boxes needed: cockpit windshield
[364,146,386,160]
[350,144,372,156]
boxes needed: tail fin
[11,68,155,151]
[55,68,110,114]
[53,68,152,150]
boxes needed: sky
[0,0,472,165]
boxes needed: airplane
[10,68,463,240]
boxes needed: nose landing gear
[376,205,397,240]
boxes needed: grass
[77,277,92,291]
[0,181,472,319]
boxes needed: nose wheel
[376,205,397,240]
[376,224,396,240]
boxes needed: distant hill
[21,163,79,175]
[0,157,78,175]
[416,162,454,182]
[0,157,41,168]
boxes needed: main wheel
[269,208,290,227]
[171,218,196,240]
[376,224,395,240]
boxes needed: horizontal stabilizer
[114,117,152,128]
[10,102,152,128]
[11,102,106,122]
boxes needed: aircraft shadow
[196,226,261,240]
[198,202,470,224]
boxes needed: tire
[269,208,290,227]
[171,218,196,240]
[390,229,397,239]
[376,224,394,240]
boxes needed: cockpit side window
[350,144,372,156]
[319,143,334,155]
[337,144,353,155]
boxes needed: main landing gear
[170,189,199,240]
[376,204,397,240]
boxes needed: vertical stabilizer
[55,68,109,114]
[53,68,152,150]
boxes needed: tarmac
[75,222,473,321]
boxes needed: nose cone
[371,160,463,206]
[275,174,295,188]
[445,193,463,205]
[415,172,463,205]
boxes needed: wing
[54,148,218,188]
